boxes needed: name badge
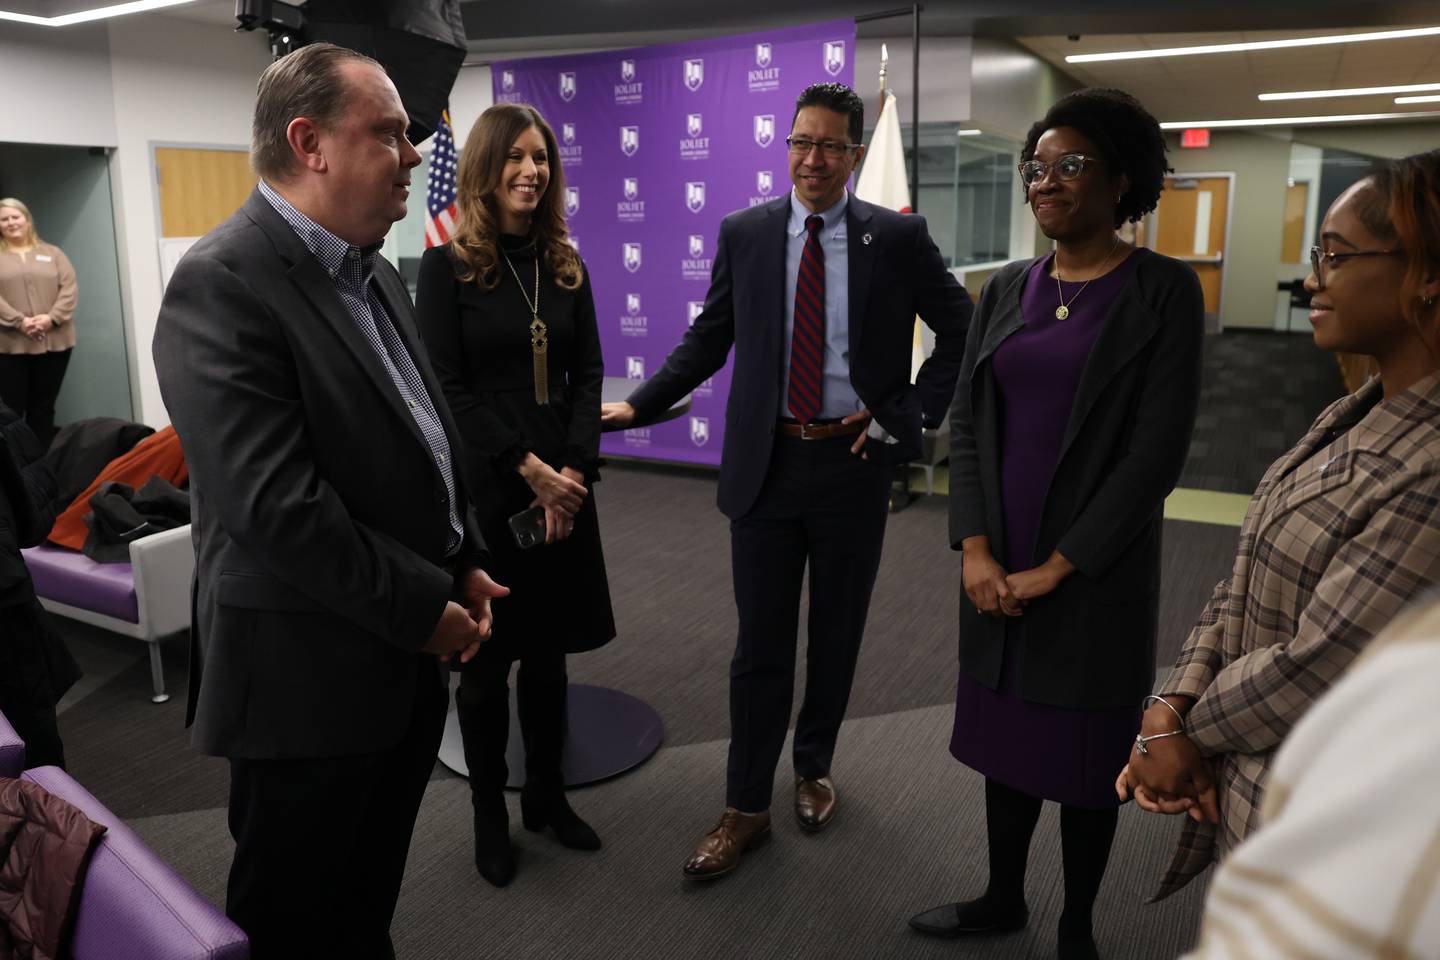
[35,254,53,262]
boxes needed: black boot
[520,785,602,850]
[457,654,517,887]
[516,653,601,850]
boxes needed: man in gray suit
[153,44,505,958]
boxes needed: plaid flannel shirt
[1153,371,1440,900]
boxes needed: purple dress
[949,250,1143,809]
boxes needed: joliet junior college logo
[620,59,636,82]
[688,301,705,325]
[686,181,706,213]
[687,113,703,137]
[690,416,710,446]
[755,42,772,67]
[823,40,846,76]
[683,58,705,91]
[754,114,775,148]
[562,122,576,145]
[623,242,643,273]
[623,177,639,201]
[626,293,642,315]
[626,356,645,379]
[559,71,577,101]
[756,170,774,195]
[688,234,704,258]
[501,69,515,92]
[563,186,580,216]
[620,125,640,156]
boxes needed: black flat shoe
[473,808,517,887]
[521,787,602,851]
[908,897,1029,938]
[1058,928,1101,960]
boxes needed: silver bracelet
[1142,695,1187,731]
[1133,729,1185,756]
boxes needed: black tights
[981,777,1119,935]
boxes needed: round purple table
[436,378,688,787]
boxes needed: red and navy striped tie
[787,214,826,422]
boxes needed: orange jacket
[47,427,187,551]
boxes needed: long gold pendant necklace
[501,246,549,405]
[1053,235,1121,320]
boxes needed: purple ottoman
[22,545,139,623]
[0,709,23,778]
[20,526,194,704]
[22,766,249,960]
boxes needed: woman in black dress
[416,103,614,888]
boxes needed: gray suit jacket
[153,189,484,760]
[949,249,1204,710]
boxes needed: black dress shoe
[909,897,1029,938]
[521,787,602,851]
[473,807,517,887]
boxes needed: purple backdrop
[493,20,856,466]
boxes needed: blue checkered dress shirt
[259,180,464,555]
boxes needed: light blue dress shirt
[779,189,862,420]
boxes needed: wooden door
[1150,175,1230,330]
[154,147,255,238]
[1280,181,1309,264]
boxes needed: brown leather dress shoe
[795,776,838,832]
[682,807,772,880]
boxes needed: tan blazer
[0,244,79,355]
[1153,372,1440,900]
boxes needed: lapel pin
[862,232,872,245]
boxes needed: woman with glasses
[1119,149,1440,903]
[909,88,1204,960]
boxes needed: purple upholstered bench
[22,525,194,704]
[18,767,249,960]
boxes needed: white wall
[107,16,272,426]
[0,21,118,147]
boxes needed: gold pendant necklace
[502,246,549,405]
[1053,235,1121,320]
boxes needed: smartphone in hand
[507,506,547,549]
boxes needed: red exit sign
[1181,128,1211,149]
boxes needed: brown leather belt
[777,419,864,440]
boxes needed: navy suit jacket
[629,192,973,519]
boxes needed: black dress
[415,237,615,655]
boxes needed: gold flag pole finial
[877,42,889,119]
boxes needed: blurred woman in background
[0,199,79,448]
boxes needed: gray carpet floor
[42,329,1343,958]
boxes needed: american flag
[425,109,459,248]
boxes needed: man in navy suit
[603,82,973,879]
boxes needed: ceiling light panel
[1067,25,1440,63]
[0,0,197,27]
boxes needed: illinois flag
[854,90,911,214]
[855,91,925,379]
[425,109,459,248]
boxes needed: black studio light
[235,0,467,145]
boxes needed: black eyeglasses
[785,136,861,158]
[1309,245,1403,287]
[1018,153,1099,187]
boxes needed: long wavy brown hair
[450,103,581,291]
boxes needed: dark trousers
[455,635,568,802]
[225,665,447,960]
[0,350,72,449]
[726,433,891,812]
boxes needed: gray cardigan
[947,248,1204,710]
